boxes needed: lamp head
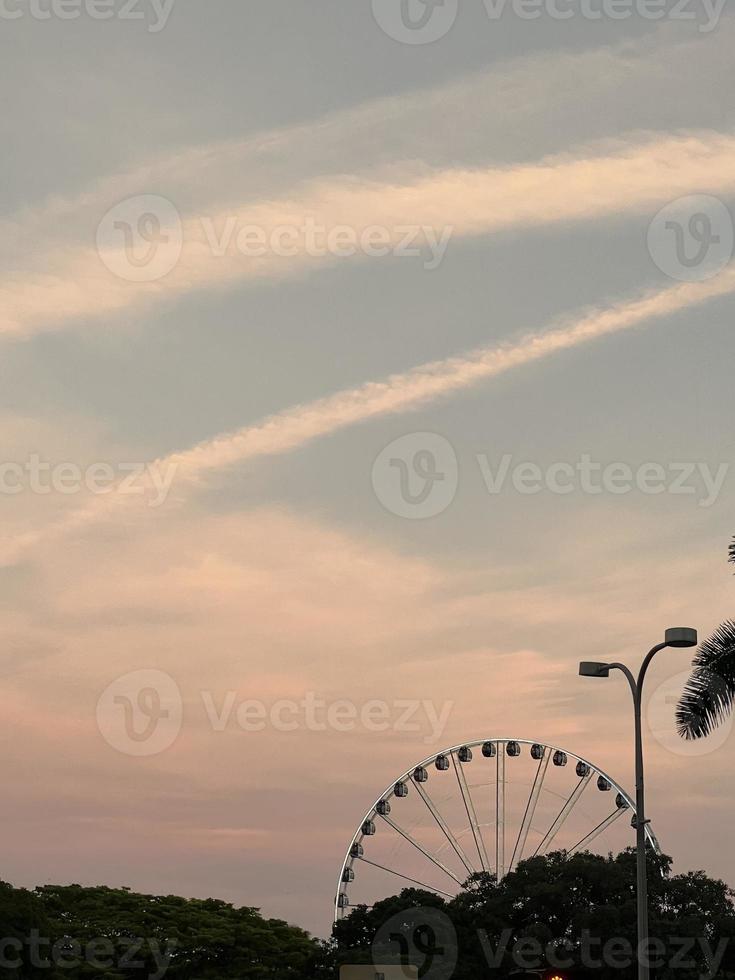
[579,661,611,678]
[664,627,698,649]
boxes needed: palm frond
[676,620,735,740]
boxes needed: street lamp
[579,627,698,980]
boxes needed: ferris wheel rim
[334,737,661,923]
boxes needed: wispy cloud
[4,15,732,239]
[3,132,735,337]
[162,267,735,477]
[3,18,733,340]
[4,265,733,565]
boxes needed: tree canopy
[677,537,735,740]
[0,881,330,979]
[334,849,735,980]
[1,851,732,979]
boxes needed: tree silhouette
[334,850,735,980]
[0,881,330,979]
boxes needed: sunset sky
[1,0,735,939]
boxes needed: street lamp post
[579,627,698,980]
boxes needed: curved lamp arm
[608,641,669,706]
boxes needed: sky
[1,0,735,940]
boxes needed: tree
[0,881,331,979]
[677,539,735,739]
[0,880,51,979]
[333,850,735,980]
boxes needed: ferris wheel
[335,738,660,922]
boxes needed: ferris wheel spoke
[510,748,551,872]
[533,770,593,857]
[496,748,506,880]
[452,754,489,873]
[414,780,477,878]
[377,813,464,886]
[568,807,627,854]
[356,856,456,900]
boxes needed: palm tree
[676,540,735,740]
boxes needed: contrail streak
[3,267,734,564]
